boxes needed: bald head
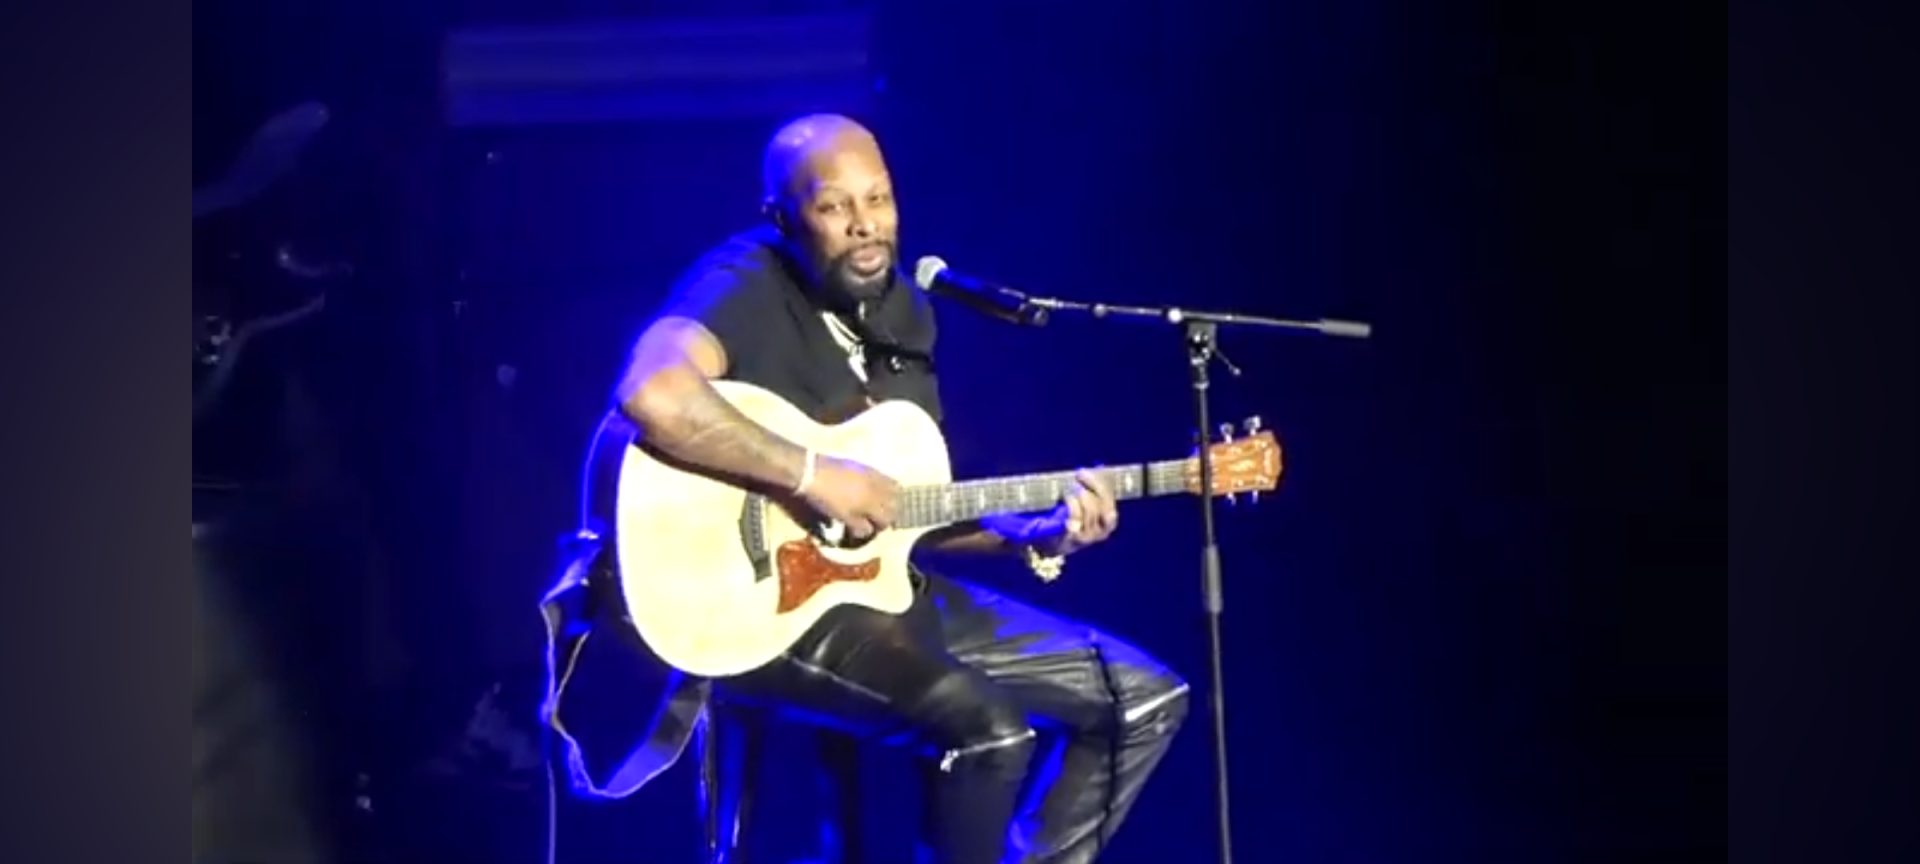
[761,113,884,205]
[760,113,900,305]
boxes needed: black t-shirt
[656,225,943,425]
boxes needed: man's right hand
[801,455,900,539]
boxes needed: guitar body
[612,381,951,678]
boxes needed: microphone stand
[1015,292,1372,864]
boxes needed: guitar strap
[539,532,708,800]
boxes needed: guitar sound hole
[773,498,878,552]
[812,518,877,552]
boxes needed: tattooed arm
[615,316,808,489]
[615,316,898,537]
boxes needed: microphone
[913,256,1049,327]
[1316,318,1372,339]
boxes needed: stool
[697,699,870,864]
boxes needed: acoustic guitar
[613,380,1284,677]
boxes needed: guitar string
[897,462,1191,528]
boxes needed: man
[548,114,1189,864]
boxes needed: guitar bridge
[738,494,772,583]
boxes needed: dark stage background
[194,0,1723,861]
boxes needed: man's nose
[848,207,877,238]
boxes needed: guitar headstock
[1183,416,1284,501]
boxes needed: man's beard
[820,242,897,307]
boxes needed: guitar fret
[897,459,1195,530]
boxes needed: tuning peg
[1243,415,1263,435]
[1249,490,1261,504]
[1217,422,1235,442]
[1224,492,1238,506]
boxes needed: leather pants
[718,571,1190,864]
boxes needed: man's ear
[761,198,788,234]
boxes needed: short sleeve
[655,255,782,371]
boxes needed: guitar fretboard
[897,461,1189,529]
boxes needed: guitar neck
[898,461,1189,529]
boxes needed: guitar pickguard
[774,542,882,614]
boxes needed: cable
[544,410,617,864]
